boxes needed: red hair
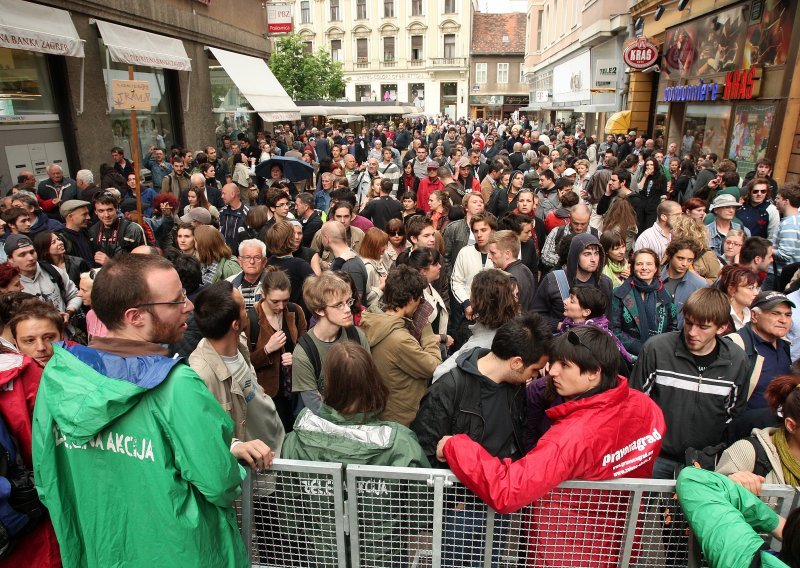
[152,193,178,210]
[0,262,20,288]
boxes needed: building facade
[0,0,294,194]
[628,0,800,182]
[469,12,528,121]
[293,0,475,118]
[523,0,629,138]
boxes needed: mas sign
[624,38,659,70]
[267,3,293,33]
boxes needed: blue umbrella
[255,156,314,182]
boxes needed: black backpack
[745,436,773,478]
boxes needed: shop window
[0,48,57,122]
[301,1,311,24]
[411,0,423,17]
[497,63,509,84]
[356,84,372,102]
[441,81,457,115]
[409,83,424,107]
[384,0,394,18]
[681,103,731,160]
[728,104,775,177]
[101,40,179,160]
[380,84,397,101]
[330,0,340,21]
[475,63,487,84]
[654,103,668,146]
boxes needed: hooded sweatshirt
[532,232,613,331]
[32,343,247,568]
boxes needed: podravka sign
[623,38,659,70]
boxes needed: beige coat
[715,427,787,485]
[189,336,283,452]
[359,311,442,426]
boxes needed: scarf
[631,276,662,343]
[772,428,800,486]
[604,258,627,286]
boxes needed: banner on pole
[111,80,151,110]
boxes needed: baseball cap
[120,199,138,214]
[563,167,577,177]
[456,157,471,169]
[180,207,213,225]
[427,161,439,170]
[628,130,636,136]
[59,199,90,218]
[710,194,742,210]
[751,291,796,311]
[4,234,33,256]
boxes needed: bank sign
[663,67,762,102]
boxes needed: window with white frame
[302,41,313,54]
[411,35,423,60]
[384,37,395,61]
[301,0,311,24]
[443,34,456,59]
[520,64,525,83]
[475,63,487,84]
[411,0,423,17]
[356,38,368,61]
[330,0,340,21]
[537,10,543,50]
[331,39,342,62]
[444,0,456,13]
[497,63,509,84]
[384,0,394,17]
[356,0,367,19]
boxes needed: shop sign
[267,3,293,34]
[594,59,618,88]
[505,96,529,105]
[534,91,549,102]
[470,95,503,105]
[553,51,591,103]
[623,38,659,70]
[663,66,762,102]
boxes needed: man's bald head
[190,173,205,186]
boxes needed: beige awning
[208,46,300,121]
[0,0,84,57]
[96,20,191,71]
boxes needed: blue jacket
[661,266,707,329]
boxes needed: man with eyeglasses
[227,239,267,309]
[737,178,779,242]
[292,272,370,415]
[32,253,252,567]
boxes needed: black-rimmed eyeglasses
[135,288,188,308]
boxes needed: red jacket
[0,352,62,568]
[443,378,665,566]
[416,177,444,212]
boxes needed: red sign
[623,38,659,70]
[267,4,293,34]
[723,67,762,100]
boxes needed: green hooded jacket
[281,406,430,565]
[32,343,248,568]
[677,467,787,568]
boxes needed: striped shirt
[774,212,800,272]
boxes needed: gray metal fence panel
[239,460,797,568]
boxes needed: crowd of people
[1,116,799,567]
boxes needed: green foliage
[269,34,347,100]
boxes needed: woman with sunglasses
[738,178,780,241]
[383,218,410,270]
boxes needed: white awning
[349,104,418,115]
[0,0,84,57]
[209,46,300,122]
[328,114,365,122]
[96,20,191,71]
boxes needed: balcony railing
[410,59,425,67]
[431,57,467,67]
[355,57,369,69]
[381,59,397,68]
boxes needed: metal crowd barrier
[235,459,799,568]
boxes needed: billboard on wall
[662,0,794,80]
[267,3,293,34]
[553,51,591,104]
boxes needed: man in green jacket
[32,254,255,568]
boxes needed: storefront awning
[208,46,300,122]
[348,105,418,115]
[328,114,365,122]
[96,20,191,71]
[604,110,631,135]
[574,104,620,113]
[297,106,343,117]
[0,0,84,57]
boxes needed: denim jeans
[443,506,512,567]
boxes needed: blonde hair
[670,215,710,251]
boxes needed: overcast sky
[478,0,527,13]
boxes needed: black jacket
[359,196,402,230]
[300,210,323,248]
[410,347,526,467]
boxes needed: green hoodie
[32,343,248,568]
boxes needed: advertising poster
[744,0,795,68]
[728,104,774,174]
